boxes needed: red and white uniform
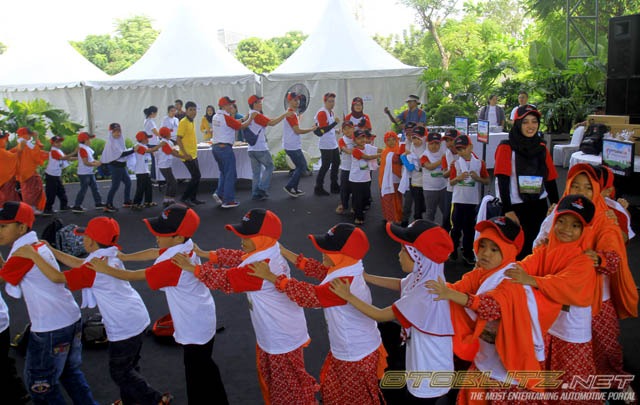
[45,146,68,177]
[450,156,488,205]
[420,146,447,191]
[77,144,96,175]
[349,145,378,183]
[338,136,354,171]
[315,107,338,150]
[64,247,150,342]
[145,240,217,345]
[0,231,80,332]
[442,149,459,192]
[246,109,271,152]
[212,110,242,145]
[134,143,151,175]
[157,139,175,170]
[345,113,372,130]
[283,109,301,151]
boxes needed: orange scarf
[241,236,277,261]
[0,140,18,185]
[15,141,47,182]
[378,132,401,188]
[563,166,638,318]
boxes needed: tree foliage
[235,38,280,74]
[71,15,159,75]
[0,99,83,142]
[267,31,308,61]
[0,41,6,55]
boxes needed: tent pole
[82,83,95,133]
[342,78,349,118]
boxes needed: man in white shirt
[314,92,341,196]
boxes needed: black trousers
[133,173,153,205]
[340,169,351,209]
[159,168,177,198]
[109,332,162,405]
[44,174,68,211]
[183,336,228,405]
[350,181,369,221]
[1,327,28,403]
[316,148,340,189]
[511,198,549,260]
[181,158,201,201]
[450,203,477,259]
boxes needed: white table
[156,145,253,180]
[569,151,640,173]
[469,132,508,169]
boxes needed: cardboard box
[588,115,630,126]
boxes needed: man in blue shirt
[384,94,427,141]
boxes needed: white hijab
[101,130,127,164]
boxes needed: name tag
[459,179,476,187]
[518,176,543,194]
[430,170,443,178]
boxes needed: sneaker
[122,201,134,208]
[284,186,299,197]
[190,199,205,205]
[131,204,144,211]
[221,201,240,209]
[59,206,72,212]
[71,206,85,213]
[104,204,118,213]
[462,255,476,266]
[314,187,330,196]
[179,199,194,207]
[335,204,345,214]
[94,203,106,210]
[251,194,263,201]
[259,193,268,201]
[294,189,305,196]
[212,193,223,204]
[42,210,54,216]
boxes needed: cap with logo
[386,220,453,263]
[74,217,120,247]
[443,129,459,140]
[475,216,524,254]
[0,201,35,228]
[218,96,236,107]
[555,194,595,226]
[248,95,264,106]
[50,135,64,144]
[411,126,427,138]
[427,132,442,143]
[514,104,541,121]
[109,123,121,132]
[353,129,367,138]
[225,209,281,240]
[309,223,369,260]
[143,204,200,238]
[454,134,471,149]
[78,132,96,142]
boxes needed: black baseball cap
[0,201,35,228]
[386,220,453,263]
[404,121,417,130]
[443,129,459,140]
[50,135,64,143]
[514,104,541,121]
[427,132,442,143]
[475,216,524,253]
[225,209,281,239]
[309,223,369,260]
[411,126,427,138]
[143,204,200,238]
[454,134,471,149]
[555,194,595,226]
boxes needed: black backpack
[579,123,609,155]
[82,313,108,347]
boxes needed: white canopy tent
[261,0,426,157]
[0,38,109,130]
[88,6,258,138]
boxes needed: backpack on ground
[579,123,609,155]
[55,224,87,257]
[41,218,64,249]
[82,313,108,347]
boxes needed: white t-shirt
[45,146,68,177]
[451,156,483,205]
[144,118,159,144]
[77,144,96,176]
[421,146,447,191]
[549,305,592,344]
[282,110,302,151]
[314,107,339,150]
[161,116,180,141]
[134,143,151,174]
[65,247,150,342]
[146,240,216,345]
[349,145,377,183]
[339,136,354,171]
[2,232,80,333]
[157,139,175,169]
[246,109,269,152]
[212,110,238,145]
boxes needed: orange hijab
[0,138,18,185]
[242,236,277,261]
[378,131,401,187]
[563,165,638,318]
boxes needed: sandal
[111,400,123,405]
[144,202,158,208]
[160,393,174,404]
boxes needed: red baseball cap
[50,135,64,144]
[248,95,264,106]
[16,127,34,139]
[0,201,35,228]
[74,217,120,247]
[324,92,336,101]
[135,131,152,142]
[225,209,281,240]
[475,216,524,254]
[78,132,95,142]
[144,204,200,238]
[514,104,541,121]
[309,223,369,260]
[218,96,236,107]
[159,127,172,138]
[386,220,453,264]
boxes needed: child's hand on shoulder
[425,276,450,301]
[505,264,536,286]
[329,278,353,300]
[248,261,276,282]
[87,257,109,273]
[12,245,37,260]
[171,253,195,272]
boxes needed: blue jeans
[212,144,237,203]
[106,163,132,206]
[25,320,97,405]
[285,149,307,190]
[74,174,102,207]
[248,150,274,197]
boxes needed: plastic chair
[553,126,585,167]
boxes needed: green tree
[0,99,83,143]
[235,38,280,74]
[267,31,308,61]
[0,41,6,55]
[71,15,159,75]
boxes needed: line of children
[249,223,387,404]
[171,208,319,404]
[330,219,455,403]
[449,134,490,265]
[132,131,161,210]
[43,135,76,216]
[73,131,105,213]
[87,204,228,404]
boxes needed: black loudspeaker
[607,14,640,78]
[606,78,640,124]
